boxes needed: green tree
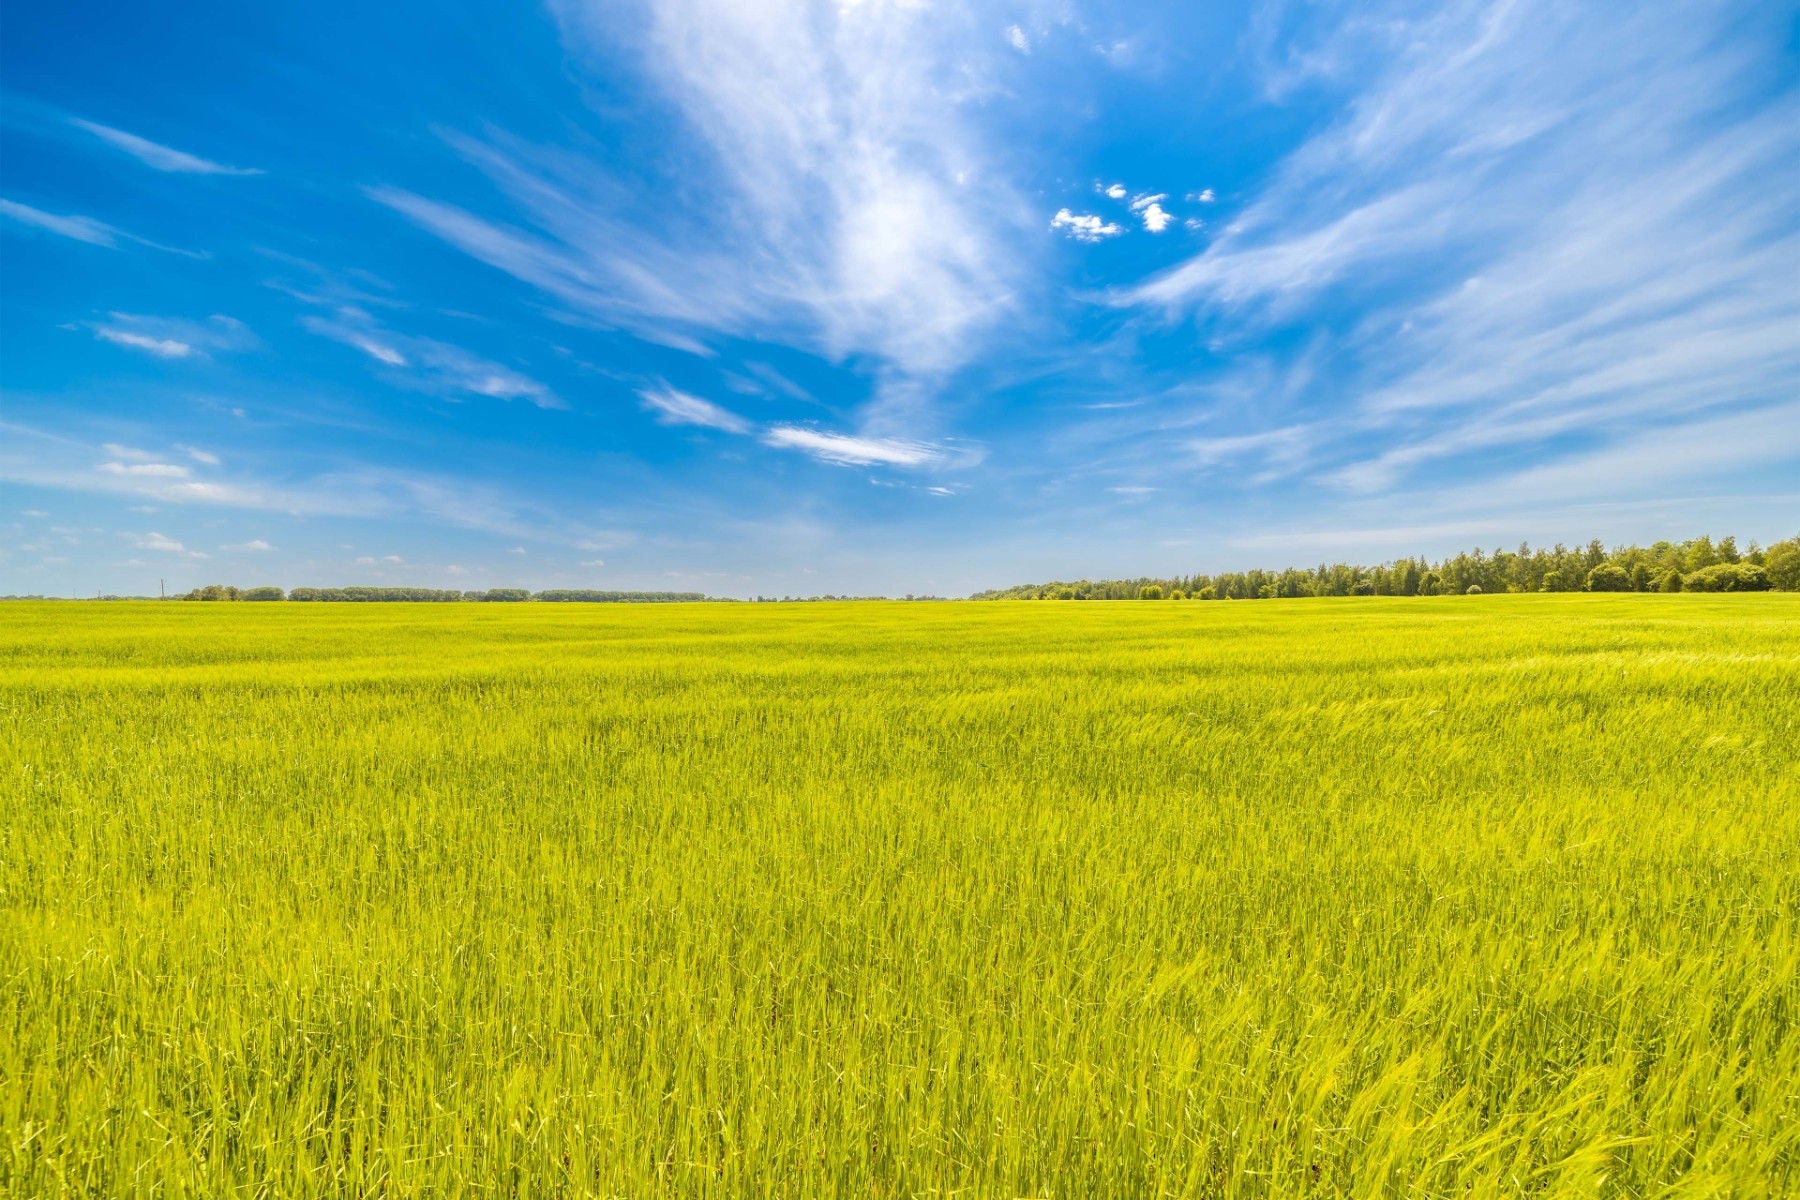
[1684,563,1770,592]
[1586,563,1631,592]
[1764,540,1800,591]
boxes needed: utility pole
[160,578,165,600]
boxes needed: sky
[2,0,1797,598]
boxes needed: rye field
[2,595,1797,1198]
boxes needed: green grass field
[3,596,1797,1197]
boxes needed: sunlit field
[3,596,1797,1196]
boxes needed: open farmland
[3,596,1798,1197]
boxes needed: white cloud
[0,199,120,247]
[1187,426,1315,474]
[508,546,527,555]
[95,328,192,358]
[0,199,196,256]
[1006,24,1030,53]
[177,445,222,466]
[302,314,402,364]
[301,311,560,407]
[99,461,191,479]
[1192,188,1215,204]
[222,539,272,551]
[131,531,186,553]
[1051,209,1124,242]
[346,333,407,366]
[92,314,254,360]
[1430,401,1800,512]
[388,0,1026,445]
[1130,192,1176,231]
[70,119,262,176]
[102,443,157,462]
[763,426,943,468]
[1128,183,1448,310]
[637,385,752,434]
[580,558,606,568]
[1115,0,1800,498]
[6,422,628,552]
[446,564,470,575]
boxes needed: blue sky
[2,0,1796,597]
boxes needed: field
[3,596,1797,1197]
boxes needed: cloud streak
[91,314,256,360]
[638,386,751,434]
[70,118,263,176]
[0,198,120,247]
[763,426,946,468]
[1114,0,1800,498]
[2,422,628,549]
[96,329,193,358]
[372,0,1031,459]
[0,198,199,256]
[301,310,563,408]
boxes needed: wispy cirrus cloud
[301,309,563,408]
[130,531,187,552]
[631,382,964,470]
[762,426,946,468]
[0,198,200,256]
[556,0,1024,377]
[3,421,629,549]
[100,461,191,479]
[638,386,751,434]
[371,0,1030,459]
[101,443,159,462]
[96,329,192,358]
[0,198,120,247]
[91,314,257,360]
[1115,0,1800,500]
[69,118,263,176]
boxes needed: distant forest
[165,587,710,603]
[9,533,1797,604]
[974,534,1800,600]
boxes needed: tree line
[174,586,708,602]
[973,534,1800,601]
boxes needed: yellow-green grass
[2,596,1797,1197]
